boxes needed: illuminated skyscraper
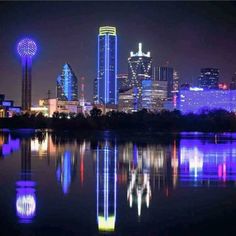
[56,63,78,101]
[199,68,219,89]
[17,38,37,111]
[128,43,152,110]
[96,26,118,105]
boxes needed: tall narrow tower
[97,26,117,105]
[17,38,37,111]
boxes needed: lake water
[0,130,236,235]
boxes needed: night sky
[0,1,236,106]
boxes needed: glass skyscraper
[96,26,118,105]
[128,43,152,110]
[56,63,78,101]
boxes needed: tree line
[0,107,235,132]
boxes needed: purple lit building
[17,38,37,111]
[178,88,236,114]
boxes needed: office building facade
[118,88,135,113]
[155,66,174,99]
[199,68,219,89]
[141,80,167,112]
[97,26,118,105]
[230,72,236,90]
[117,74,129,91]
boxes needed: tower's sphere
[17,38,37,57]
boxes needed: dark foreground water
[0,130,236,235]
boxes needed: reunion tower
[17,38,37,111]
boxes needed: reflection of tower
[127,144,151,217]
[96,141,117,232]
[79,141,86,186]
[171,139,178,188]
[0,133,20,158]
[56,150,77,194]
[16,138,36,223]
[17,38,37,111]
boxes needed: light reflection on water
[0,131,236,234]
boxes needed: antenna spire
[138,43,142,56]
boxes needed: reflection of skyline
[31,133,89,192]
[96,141,117,232]
[1,131,236,227]
[16,138,36,223]
[180,139,236,184]
[0,133,20,158]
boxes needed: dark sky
[0,1,236,106]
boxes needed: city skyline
[0,2,236,106]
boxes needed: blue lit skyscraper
[56,63,78,101]
[96,26,117,105]
[17,38,37,111]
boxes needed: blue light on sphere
[17,38,37,57]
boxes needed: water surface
[0,131,236,235]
